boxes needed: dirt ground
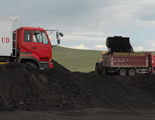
[0,108,155,120]
[0,60,155,119]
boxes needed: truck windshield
[33,31,49,44]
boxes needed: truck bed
[102,52,151,68]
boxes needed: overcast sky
[1,0,155,51]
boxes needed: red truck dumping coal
[95,36,155,76]
[0,16,63,69]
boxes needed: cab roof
[17,27,45,31]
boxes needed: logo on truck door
[2,37,10,43]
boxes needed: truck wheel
[95,63,103,75]
[128,69,135,76]
[119,69,127,76]
[25,62,38,69]
[153,69,155,74]
[102,68,107,75]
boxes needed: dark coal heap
[0,60,155,111]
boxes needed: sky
[1,0,155,51]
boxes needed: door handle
[32,46,37,49]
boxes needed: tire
[102,68,107,75]
[25,62,38,69]
[128,69,135,76]
[153,69,155,74]
[119,69,127,76]
[95,63,103,75]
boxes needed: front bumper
[49,62,53,68]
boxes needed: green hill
[52,46,155,73]
[52,46,102,72]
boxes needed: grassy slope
[52,46,102,72]
[52,46,155,72]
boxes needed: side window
[24,31,31,42]
[42,32,49,44]
[33,31,42,43]
[33,31,49,44]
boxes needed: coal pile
[0,60,155,111]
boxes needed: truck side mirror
[59,32,64,37]
[56,32,63,44]
[56,32,59,39]
[57,39,60,44]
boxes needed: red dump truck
[95,36,155,76]
[0,16,63,69]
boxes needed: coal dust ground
[0,60,155,112]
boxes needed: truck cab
[0,16,63,69]
[15,27,63,69]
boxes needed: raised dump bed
[95,36,155,76]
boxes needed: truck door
[32,31,51,60]
[21,31,32,53]
[152,55,155,67]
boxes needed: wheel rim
[129,69,135,76]
[120,69,126,76]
